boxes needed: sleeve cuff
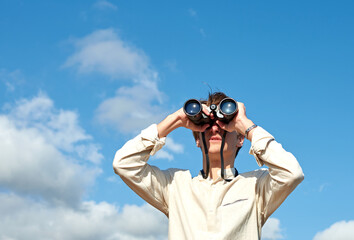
[140,124,166,156]
[249,126,275,166]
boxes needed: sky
[1,0,354,239]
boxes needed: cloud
[164,59,178,72]
[93,0,118,11]
[200,28,206,38]
[0,93,103,206]
[64,28,164,125]
[0,68,24,92]
[63,28,155,83]
[63,29,166,133]
[64,29,184,161]
[319,183,330,192]
[154,150,174,161]
[165,138,184,154]
[0,193,168,240]
[313,220,354,240]
[96,83,165,134]
[0,93,169,239]
[262,218,284,240]
[188,8,197,18]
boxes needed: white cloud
[262,218,284,240]
[64,28,166,130]
[0,193,168,240]
[200,28,206,38]
[154,149,174,161]
[63,28,155,83]
[152,138,184,161]
[165,138,184,154]
[164,59,178,72]
[64,29,184,161]
[319,183,330,192]
[0,68,24,92]
[0,94,168,239]
[0,93,103,206]
[188,8,197,18]
[96,84,166,134]
[313,220,354,240]
[93,0,118,11]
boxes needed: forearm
[251,128,302,171]
[252,127,304,221]
[157,108,209,138]
[157,112,182,138]
[235,117,256,141]
[251,127,304,187]
[113,126,162,176]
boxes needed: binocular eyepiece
[183,98,238,125]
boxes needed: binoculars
[183,98,238,125]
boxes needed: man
[113,92,304,240]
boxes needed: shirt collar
[198,168,239,182]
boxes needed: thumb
[216,120,227,131]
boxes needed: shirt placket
[206,182,221,237]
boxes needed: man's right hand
[157,107,210,138]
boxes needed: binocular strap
[220,131,227,180]
[201,131,228,180]
[201,132,210,179]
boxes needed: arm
[113,108,209,215]
[250,127,304,224]
[217,102,304,224]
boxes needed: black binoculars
[183,98,238,125]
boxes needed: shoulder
[239,168,269,180]
[161,168,192,179]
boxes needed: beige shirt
[113,124,304,240]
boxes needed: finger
[194,123,210,132]
[216,120,227,130]
[200,124,210,132]
[186,118,209,132]
[201,104,210,116]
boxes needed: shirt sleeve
[113,124,174,216]
[249,127,304,225]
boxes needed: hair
[192,91,242,158]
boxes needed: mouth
[209,136,222,141]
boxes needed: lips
[210,136,222,141]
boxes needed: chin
[208,147,222,154]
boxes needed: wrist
[157,112,182,138]
[236,118,254,135]
[245,124,257,140]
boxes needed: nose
[210,123,221,133]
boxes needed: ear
[236,134,245,148]
[196,133,202,148]
[196,138,201,148]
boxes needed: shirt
[113,124,304,240]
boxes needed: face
[196,123,244,159]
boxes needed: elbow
[112,152,124,176]
[112,160,120,175]
[288,166,304,186]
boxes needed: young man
[113,92,304,240]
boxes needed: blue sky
[1,0,354,239]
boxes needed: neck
[202,153,235,180]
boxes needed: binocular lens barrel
[184,99,202,116]
[183,97,238,125]
[220,98,237,115]
[183,99,205,125]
